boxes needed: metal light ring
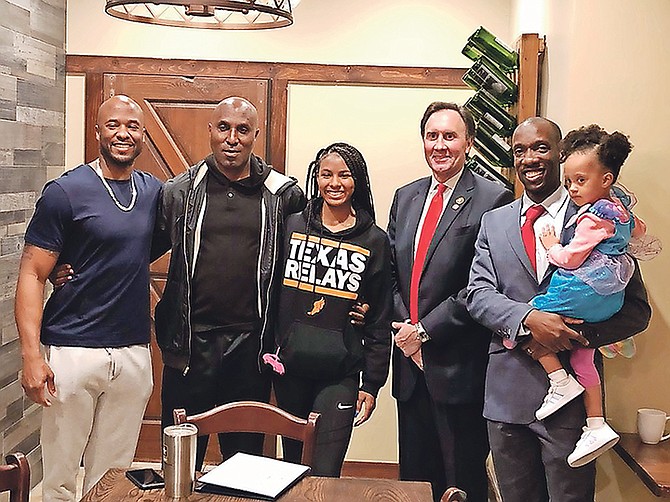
[105,0,294,14]
[105,0,293,29]
[104,11,293,30]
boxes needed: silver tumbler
[163,423,198,499]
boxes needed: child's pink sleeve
[546,214,615,269]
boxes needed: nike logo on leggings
[337,403,354,410]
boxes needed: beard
[99,142,141,169]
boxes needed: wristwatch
[414,322,431,343]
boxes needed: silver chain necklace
[90,159,137,212]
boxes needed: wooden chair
[0,453,30,502]
[174,401,320,466]
[441,487,467,502]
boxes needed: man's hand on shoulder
[523,310,589,352]
[21,355,55,406]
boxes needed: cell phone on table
[125,468,165,490]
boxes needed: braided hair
[560,124,633,181]
[305,142,376,222]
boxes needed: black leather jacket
[153,155,306,373]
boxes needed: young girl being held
[530,125,646,467]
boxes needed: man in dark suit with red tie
[388,102,513,501]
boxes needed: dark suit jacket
[389,168,513,405]
[467,196,651,424]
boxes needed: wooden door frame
[66,55,468,173]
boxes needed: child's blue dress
[531,197,636,323]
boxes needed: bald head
[514,117,562,145]
[95,95,145,172]
[211,97,259,127]
[208,97,261,179]
[97,95,144,127]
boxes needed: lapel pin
[452,196,465,210]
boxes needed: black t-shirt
[190,157,264,333]
[25,164,162,347]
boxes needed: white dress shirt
[413,168,464,257]
[520,186,570,281]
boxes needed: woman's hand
[354,391,376,426]
[49,263,74,288]
[349,302,369,326]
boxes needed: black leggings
[273,374,358,477]
[161,331,271,470]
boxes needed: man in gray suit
[467,117,651,501]
[389,102,513,501]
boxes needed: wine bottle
[474,119,513,168]
[465,89,516,136]
[466,155,513,190]
[473,138,511,168]
[478,111,511,140]
[463,56,518,106]
[462,26,518,71]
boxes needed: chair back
[174,401,320,466]
[0,453,30,502]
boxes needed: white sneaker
[442,487,467,502]
[567,422,620,468]
[535,374,585,420]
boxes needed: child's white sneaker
[535,374,584,420]
[567,422,620,467]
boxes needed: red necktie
[521,204,546,272]
[410,184,446,323]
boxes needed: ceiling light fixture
[105,0,300,30]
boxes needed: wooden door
[103,74,270,461]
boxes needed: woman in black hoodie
[264,142,392,476]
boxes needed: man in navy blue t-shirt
[15,95,161,502]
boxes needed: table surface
[80,468,433,501]
[614,432,670,497]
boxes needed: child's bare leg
[583,383,604,418]
[537,352,562,374]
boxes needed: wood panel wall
[66,55,468,172]
[0,0,66,487]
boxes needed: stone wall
[0,0,66,486]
